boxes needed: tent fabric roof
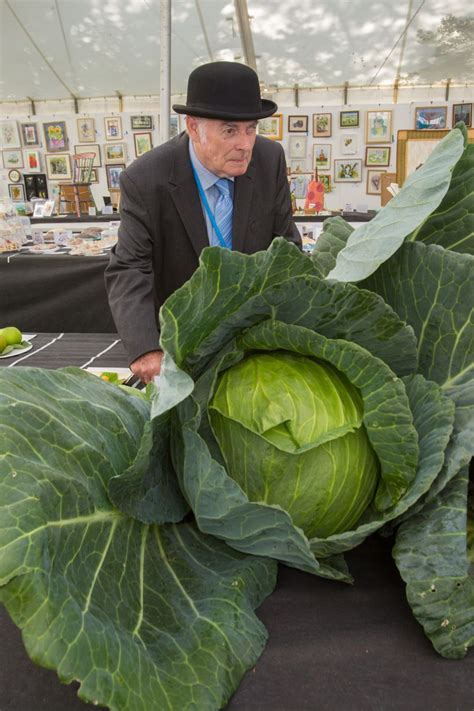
[1,0,473,102]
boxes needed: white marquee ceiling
[0,0,473,102]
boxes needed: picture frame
[8,183,26,202]
[366,110,392,144]
[105,142,127,163]
[334,159,362,182]
[78,167,98,183]
[258,114,283,140]
[73,144,101,167]
[104,116,122,140]
[340,133,358,155]
[396,128,474,185]
[452,103,472,128]
[134,132,153,157]
[414,106,447,130]
[340,110,359,128]
[288,115,308,133]
[24,149,41,172]
[366,169,386,195]
[42,199,56,217]
[8,169,22,183]
[45,153,72,180]
[106,163,125,190]
[2,150,23,169]
[0,120,21,148]
[289,158,308,173]
[312,144,331,171]
[169,115,180,138]
[76,117,96,143]
[131,115,153,130]
[43,121,69,152]
[21,123,39,146]
[365,146,391,167]
[289,172,312,199]
[312,113,332,137]
[288,135,307,159]
[319,174,332,193]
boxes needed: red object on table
[304,170,325,212]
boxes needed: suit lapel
[232,160,255,252]
[169,134,209,258]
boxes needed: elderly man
[105,61,301,383]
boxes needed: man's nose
[235,132,254,151]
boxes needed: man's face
[186,117,258,178]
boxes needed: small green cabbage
[209,351,379,538]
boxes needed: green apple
[0,334,7,353]
[0,326,22,346]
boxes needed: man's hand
[130,350,164,384]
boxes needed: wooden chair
[58,153,96,216]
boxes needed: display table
[0,333,472,711]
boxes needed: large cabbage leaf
[0,368,277,710]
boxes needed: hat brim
[172,98,278,121]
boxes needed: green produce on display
[0,125,472,709]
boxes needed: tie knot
[216,178,231,198]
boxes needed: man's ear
[186,116,199,143]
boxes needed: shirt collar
[188,137,234,190]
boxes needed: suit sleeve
[104,171,161,365]
[272,145,302,249]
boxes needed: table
[1,334,472,710]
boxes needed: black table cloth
[0,334,472,710]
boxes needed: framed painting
[452,103,472,128]
[312,144,331,171]
[8,183,26,202]
[396,128,474,185]
[2,150,23,169]
[24,149,41,172]
[104,116,122,140]
[289,172,311,199]
[366,110,392,144]
[288,115,308,133]
[134,132,153,157]
[340,134,358,155]
[414,106,447,130]
[319,174,332,193]
[366,169,386,195]
[76,117,96,143]
[73,144,101,167]
[289,158,308,173]
[340,110,359,128]
[365,146,391,166]
[131,115,153,130]
[43,121,69,152]
[21,123,39,146]
[105,142,127,163]
[334,159,362,182]
[8,169,22,183]
[78,167,98,183]
[0,120,21,148]
[106,163,125,189]
[45,153,72,180]
[258,114,283,140]
[288,135,307,159]
[312,113,332,137]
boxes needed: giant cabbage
[0,125,472,709]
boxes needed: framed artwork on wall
[289,172,311,199]
[312,144,331,170]
[43,121,69,152]
[340,133,358,155]
[289,158,308,173]
[365,146,391,166]
[21,123,39,146]
[169,115,180,138]
[366,169,386,195]
[258,114,283,140]
[396,128,474,185]
[288,115,308,133]
[106,163,125,189]
[312,113,332,137]
[452,103,472,127]
[104,116,123,140]
[334,159,362,182]
[8,183,26,202]
[131,115,153,130]
[8,169,21,183]
[105,143,127,163]
[0,121,21,148]
[45,153,72,180]
[319,174,332,193]
[24,173,48,200]
[134,132,153,157]
[340,110,359,128]
[366,110,392,143]
[24,149,41,172]
[414,106,447,130]
[73,144,101,167]
[2,150,23,169]
[288,135,307,159]
[76,117,96,143]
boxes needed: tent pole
[160,0,171,144]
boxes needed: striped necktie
[214,178,233,249]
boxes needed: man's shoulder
[123,132,187,185]
[253,134,284,158]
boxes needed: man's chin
[225,160,249,177]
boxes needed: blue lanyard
[191,163,230,249]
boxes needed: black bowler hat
[172,61,278,120]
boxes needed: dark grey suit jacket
[105,132,302,364]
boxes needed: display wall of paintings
[312,113,332,137]
[24,149,41,172]
[43,121,69,152]
[8,183,26,202]
[365,146,391,167]
[340,133,358,155]
[106,163,125,189]
[366,169,386,195]
[45,153,72,180]
[131,115,153,130]
[288,136,306,159]
[366,110,392,143]
[134,132,153,157]
[105,143,127,163]
[77,117,96,143]
[2,150,23,169]
[74,144,101,167]
[312,144,331,170]
[414,106,447,130]
[340,111,359,128]
[452,103,472,127]
[0,121,21,148]
[21,123,40,146]
[288,115,308,133]
[104,116,122,140]
[334,159,362,182]
[258,114,283,140]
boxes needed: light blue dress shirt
[188,139,234,247]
